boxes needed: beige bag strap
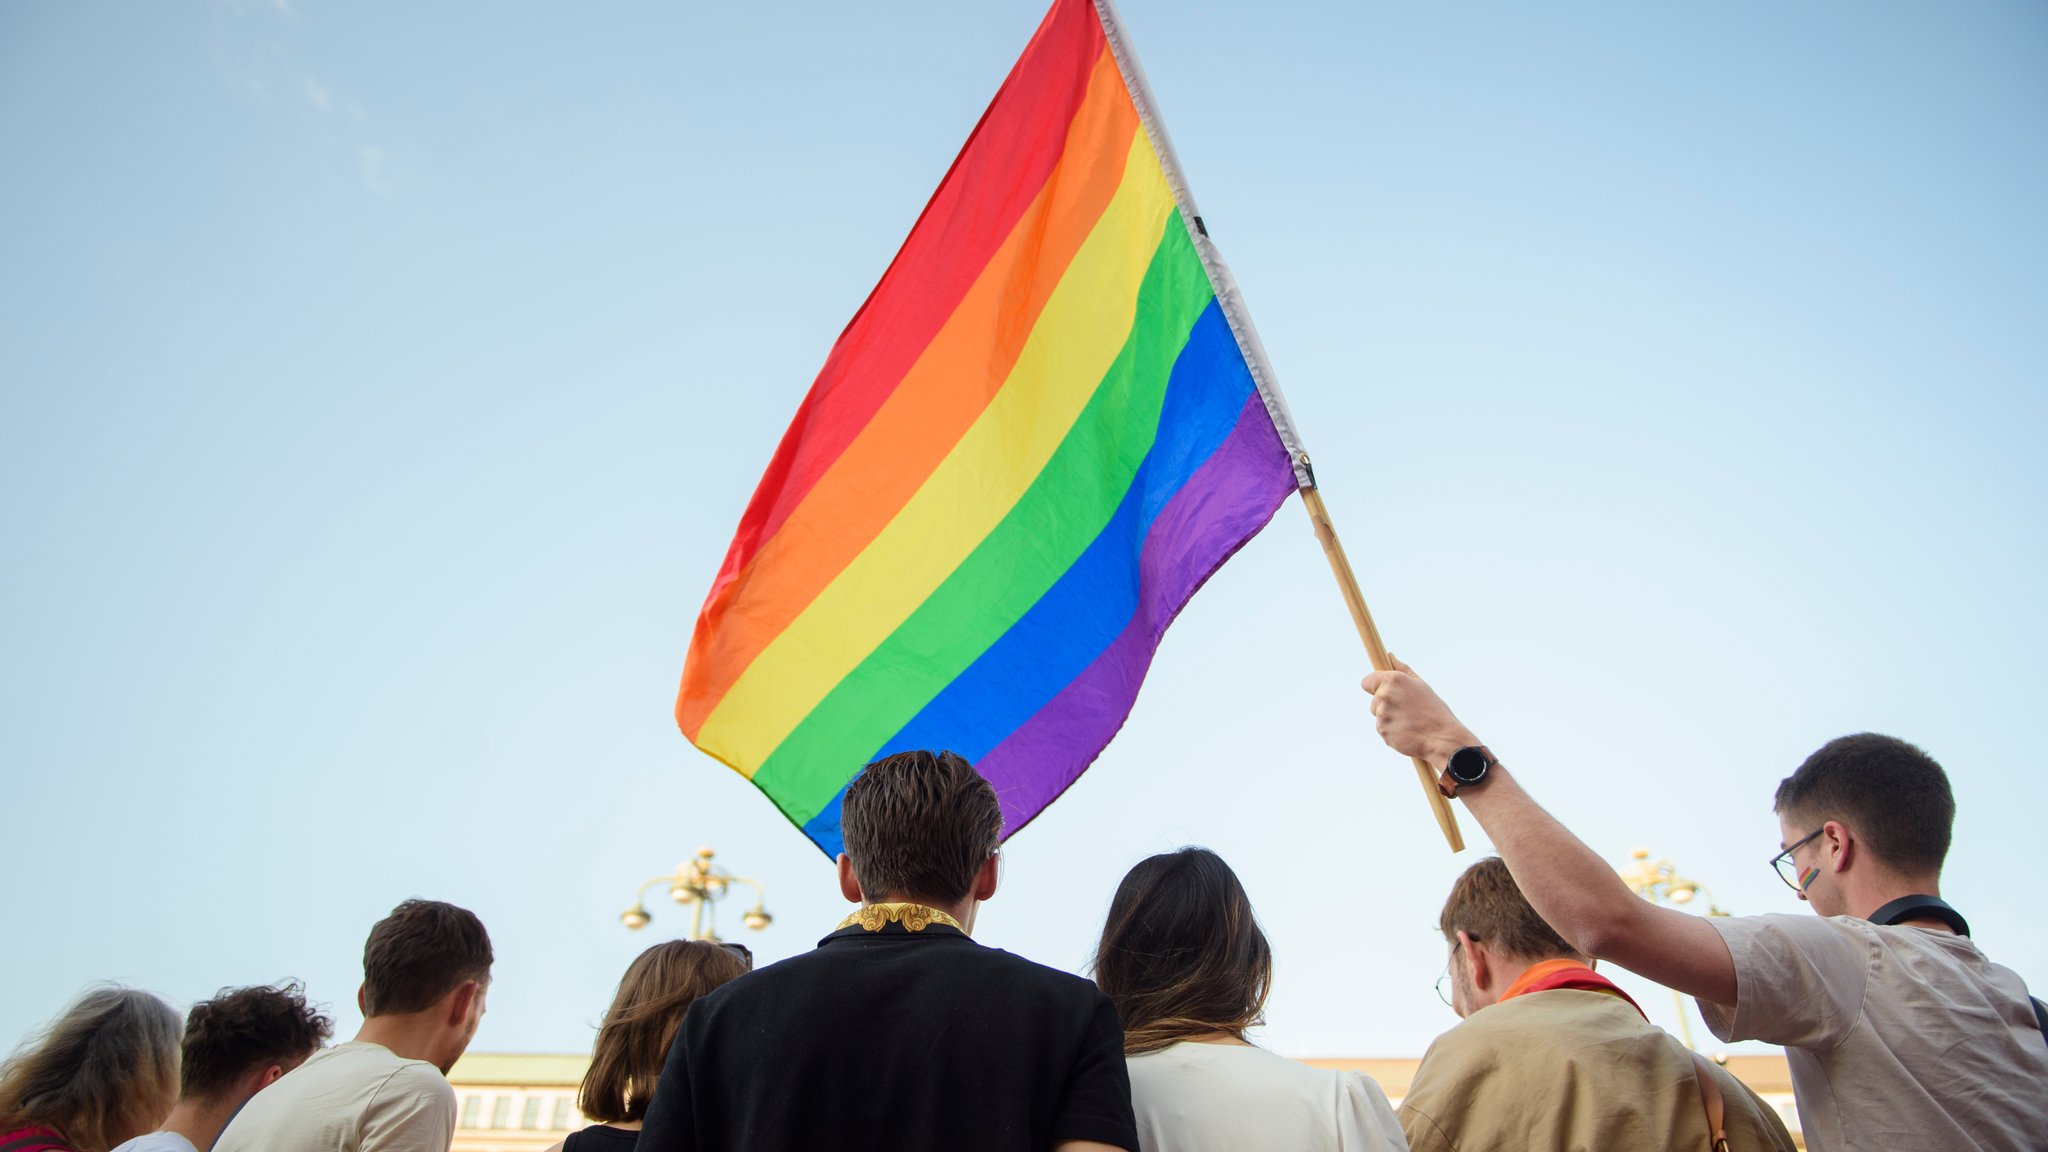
[1687,1051,1731,1151]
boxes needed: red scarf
[1498,958,1647,1018]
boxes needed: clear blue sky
[3,0,2043,1061]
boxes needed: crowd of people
[4,670,2044,1152]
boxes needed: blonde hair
[0,986,182,1152]
[577,941,748,1123]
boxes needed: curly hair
[180,982,333,1101]
[0,986,182,1152]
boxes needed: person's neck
[158,1097,241,1152]
[1484,955,1544,999]
[354,1015,451,1071]
[1485,954,1588,1002]
[869,892,977,935]
[1849,872,1949,931]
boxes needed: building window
[552,1098,574,1131]
[522,1097,543,1130]
[491,1096,512,1129]
[459,1096,482,1129]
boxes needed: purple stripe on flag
[974,392,1296,832]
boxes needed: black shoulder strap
[1869,894,1971,936]
[2033,997,2048,1048]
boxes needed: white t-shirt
[110,1134,197,1152]
[213,1041,456,1152]
[1125,1041,1407,1152]
[1702,912,2048,1152]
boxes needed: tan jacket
[1399,989,1796,1152]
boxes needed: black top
[564,1124,640,1152]
[635,921,1137,1152]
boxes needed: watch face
[1448,746,1490,784]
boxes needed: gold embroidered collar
[837,902,965,934]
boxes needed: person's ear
[1457,930,1492,991]
[255,1063,286,1090]
[971,852,1000,903]
[1824,820,1855,874]
[445,980,479,1028]
[356,984,369,1016]
[836,854,864,903]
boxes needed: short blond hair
[1438,857,1582,962]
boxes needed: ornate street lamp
[620,847,772,942]
[1616,846,1729,1049]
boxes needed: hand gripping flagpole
[1093,0,1463,851]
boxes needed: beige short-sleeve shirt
[214,1041,456,1152]
[1702,913,2048,1152]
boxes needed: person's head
[0,986,183,1151]
[836,750,1004,911]
[1437,857,1581,1018]
[1092,848,1273,1054]
[578,940,750,1124]
[1772,733,1954,917]
[359,899,494,1072]
[178,983,333,1109]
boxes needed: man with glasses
[1402,857,1793,1151]
[1364,664,2048,1152]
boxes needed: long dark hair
[1092,848,1273,1055]
[577,941,749,1123]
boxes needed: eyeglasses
[1769,827,1825,892]
[717,941,754,970]
[1434,939,1463,1008]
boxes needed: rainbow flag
[677,0,1309,855]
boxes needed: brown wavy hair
[578,941,750,1123]
[0,986,183,1152]
[180,982,333,1101]
[1092,848,1273,1055]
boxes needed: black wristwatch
[1438,745,1496,799]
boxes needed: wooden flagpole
[1298,477,1464,852]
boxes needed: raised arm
[1363,665,1737,1008]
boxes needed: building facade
[448,1053,591,1152]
